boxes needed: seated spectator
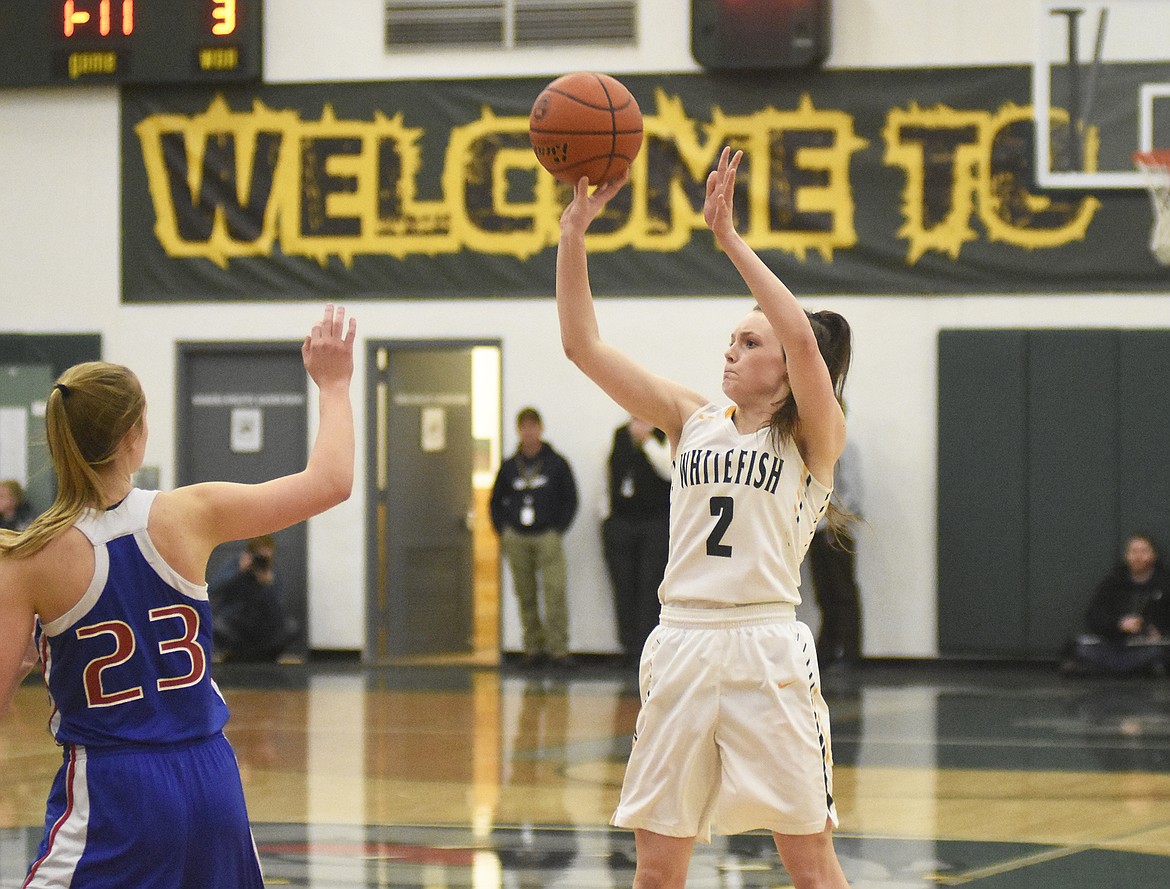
[0,480,34,532]
[1062,533,1170,676]
[210,535,297,663]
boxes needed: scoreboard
[0,1,262,86]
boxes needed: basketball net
[1133,149,1170,266]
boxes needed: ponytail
[0,362,144,560]
[761,309,854,534]
[764,309,852,448]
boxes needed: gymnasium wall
[2,1,1167,657]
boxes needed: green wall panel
[939,329,1170,658]
[938,330,1029,655]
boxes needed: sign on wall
[120,68,1168,301]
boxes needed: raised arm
[704,148,845,478]
[153,305,357,577]
[556,173,705,443]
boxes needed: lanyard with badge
[516,457,543,527]
[620,472,635,500]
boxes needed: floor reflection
[2,661,1169,887]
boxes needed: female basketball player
[0,305,356,889]
[556,148,853,889]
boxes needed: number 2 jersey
[660,403,833,608]
[35,489,229,747]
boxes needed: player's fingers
[722,161,737,195]
[706,169,719,196]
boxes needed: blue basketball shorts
[24,732,264,889]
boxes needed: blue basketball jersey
[36,489,229,747]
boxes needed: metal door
[368,343,483,659]
[0,334,102,515]
[0,364,53,516]
[177,344,309,657]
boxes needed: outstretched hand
[703,146,743,241]
[302,304,356,388]
[559,169,630,237]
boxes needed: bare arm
[704,148,845,477]
[153,305,357,577]
[0,583,37,718]
[556,173,705,444]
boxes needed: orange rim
[1133,149,1170,169]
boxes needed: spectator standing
[490,407,579,668]
[807,438,863,669]
[602,416,671,665]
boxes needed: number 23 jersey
[36,489,229,747]
[660,404,832,608]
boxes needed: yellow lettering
[68,51,117,80]
[884,102,1100,263]
[884,103,984,262]
[978,104,1099,249]
[198,47,240,71]
[716,93,867,261]
[135,96,300,266]
[133,91,1095,268]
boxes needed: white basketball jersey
[660,403,832,608]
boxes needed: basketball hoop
[1133,149,1170,266]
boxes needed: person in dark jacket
[602,416,671,665]
[808,439,864,670]
[1064,533,1170,676]
[490,407,579,667]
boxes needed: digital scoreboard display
[0,1,262,86]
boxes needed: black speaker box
[691,0,830,71]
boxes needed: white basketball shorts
[612,602,838,842]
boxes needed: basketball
[529,72,643,185]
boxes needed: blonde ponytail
[0,363,144,560]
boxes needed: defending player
[0,305,355,889]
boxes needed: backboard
[1032,0,1170,189]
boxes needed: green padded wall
[938,330,1029,655]
[939,329,1170,657]
[1026,331,1119,655]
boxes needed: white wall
[263,0,1038,82]
[2,1,1166,657]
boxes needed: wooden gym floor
[3,658,1170,888]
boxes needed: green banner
[120,68,1168,301]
